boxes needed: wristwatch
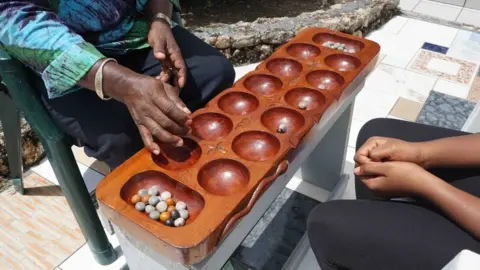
[153,13,173,27]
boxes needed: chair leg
[45,136,117,265]
[0,91,24,194]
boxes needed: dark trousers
[307,118,480,270]
[38,26,235,169]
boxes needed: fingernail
[155,76,161,80]
[185,119,192,126]
[176,140,183,147]
[183,107,192,114]
[153,149,160,155]
[354,167,361,175]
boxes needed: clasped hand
[353,137,433,197]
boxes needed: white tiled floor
[58,232,126,270]
[31,159,103,194]
[399,0,420,11]
[412,0,462,21]
[456,8,480,27]
[364,64,437,103]
[434,79,471,98]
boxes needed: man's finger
[152,38,167,60]
[166,38,187,88]
[138,125,160,155]
[154,94,190,125]
[354,162,388,176]
[147,105,189,135]
[144,117,182,145]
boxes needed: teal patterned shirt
[0,0,180,98]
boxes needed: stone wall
[191,0,399,64]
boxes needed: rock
[207,36,217,46]
[259,45,272,56]
[215,35,231,49]
[0,118,44,177]
[189,0,399,64]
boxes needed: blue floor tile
[422,42,449,54]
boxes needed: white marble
[363,64,437,103]
[59,232,126,270]
[348,119,366,148]
[399,0,421,11]
[413,1,462,21]
[369,30,424,68]
[31,159,104,194]
[353,87,399,122]
[456,8,480,28]
[397,18,459,48]
[433,79,472,99]
[447,30,480,64]
[374,16,410,35]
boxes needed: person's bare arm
[78,59,191,154]
[356,162,480,240]
[421,134,480,168]
[422,175,480,240]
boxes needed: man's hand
[354,137,427,167]
[354,161,435,198]
[157,72,191,115]
[148,20,187,88]
[113,76,191,154]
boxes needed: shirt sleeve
[0,1,105,99]
[136,0,181,14]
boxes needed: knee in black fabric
[208,55,236,91]
[85,132,143,169]
[307,201,351,270]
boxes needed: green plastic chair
[0,50,117,265]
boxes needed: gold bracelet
[95,58,117,100]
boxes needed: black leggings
[307,118,480,270]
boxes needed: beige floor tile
[468,77,480,102]
[0,173,85,270]
[389,97,424,122]
[71,146,110,175]
[0,247,24,269]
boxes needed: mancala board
[96,27,380,265]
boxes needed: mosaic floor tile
[409,49,477,85]
[422,42,448,54]
[389,97,424,122]
[467,76,480,102]
[416,91,475,130]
